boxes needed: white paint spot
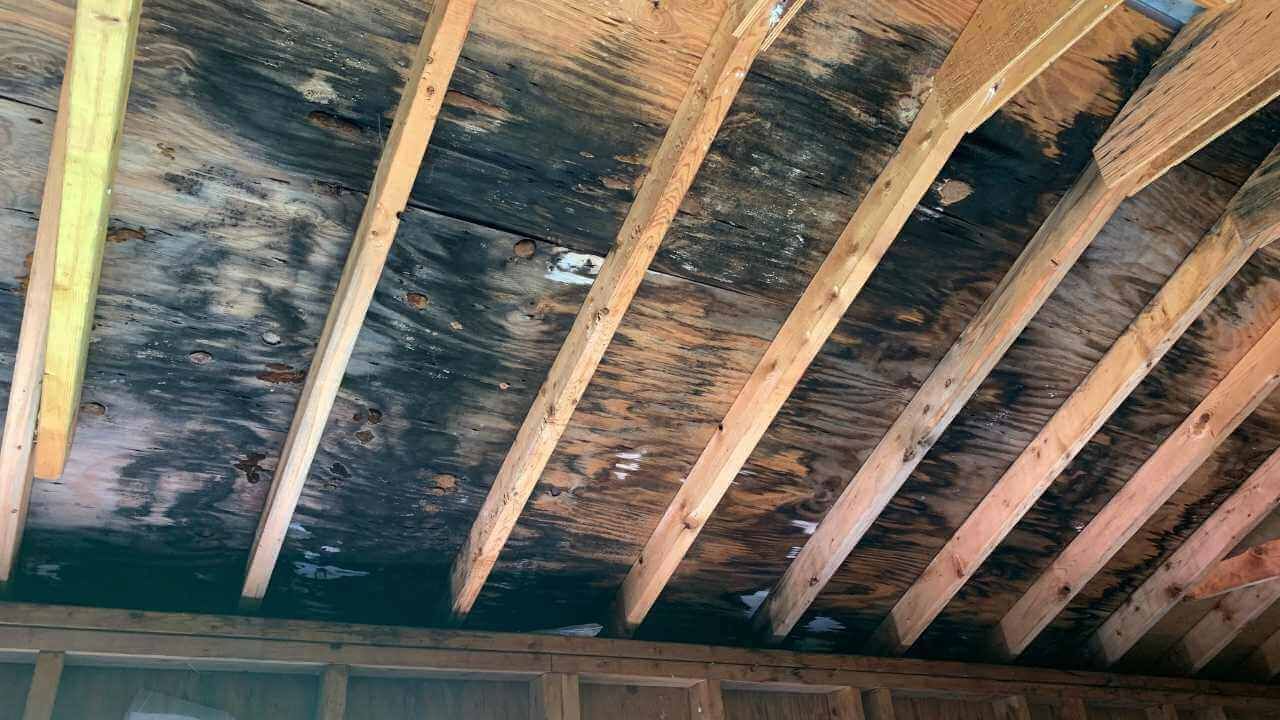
[790,519,818,535]
[321,545,341,554]
[533,623,604,638]
[739,588,770,616]
[545,251,602,286]
[787,546,802,559]
[303,550,320,561]
[33,563,61,581]
[288,522,312,538]
[292,562,369,580]
[298,72,338,105]
[805,616,845,634]
[769,1,786,25]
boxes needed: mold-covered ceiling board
[636,5,1174,648]
[444,0,800,629]
[0,0,753,613]
[615,0,1127,639]
[240,0,480,608]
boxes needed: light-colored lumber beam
[829,688,866,720]
[1172,580,1280,675]
[443,0,797,625]
[995,312,1280,659]
[994,696,1034,720]
[1086,447,1280,667]
[615,0,1121,637]
[316,664,349,720]
[1187,537,1280,601]
[0,42,72,591]
[689,679,725,720]
[21,651,64,720]
[531,673,581,720]
[240,0,478,605]
[1061,698,1089,720]
[878,139,1280,659]
[794,8,1278,648]
[1093,0,1280,188]
[862,689,896,720]
[30,0,143,480]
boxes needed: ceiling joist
[441,0,800,626]
[239,0,479,605]
[995,306,1280,659]
[30,0,143,481]
[1086,447,1280,667]
[612,0,1123,638]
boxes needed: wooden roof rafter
[612,0,1126,638]
[860,1,1280,655]
[1085,446,1280,668]
[239,0,480,606]
[441,0,806,626]
[996,303,1280,659]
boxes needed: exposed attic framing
[5,0,1280,693]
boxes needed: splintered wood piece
[442,0,794,625]
[22,651,65,720]
[1094,0,1280,187]
[0,40,73,589]
[996,311,1280,659]
[688,680,725,720]
[240,0,478,603]
[611,0,1133,638]
[316,664,349,720]
[1188,537,1280,601]
[881,141,1280,662]
[31,0,143,480]
[531,673,582,720]
[1087,448,1280,667]
[1173,580,1280,674]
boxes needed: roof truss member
[764,0,1280,647]
[612,0,1124,637]
[996,300,1280,658]
[440,0,809,625]
[239,0,479,605]
[1086,447,1280,667]
[26,0,143,481]
[1187,536,1280,601]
